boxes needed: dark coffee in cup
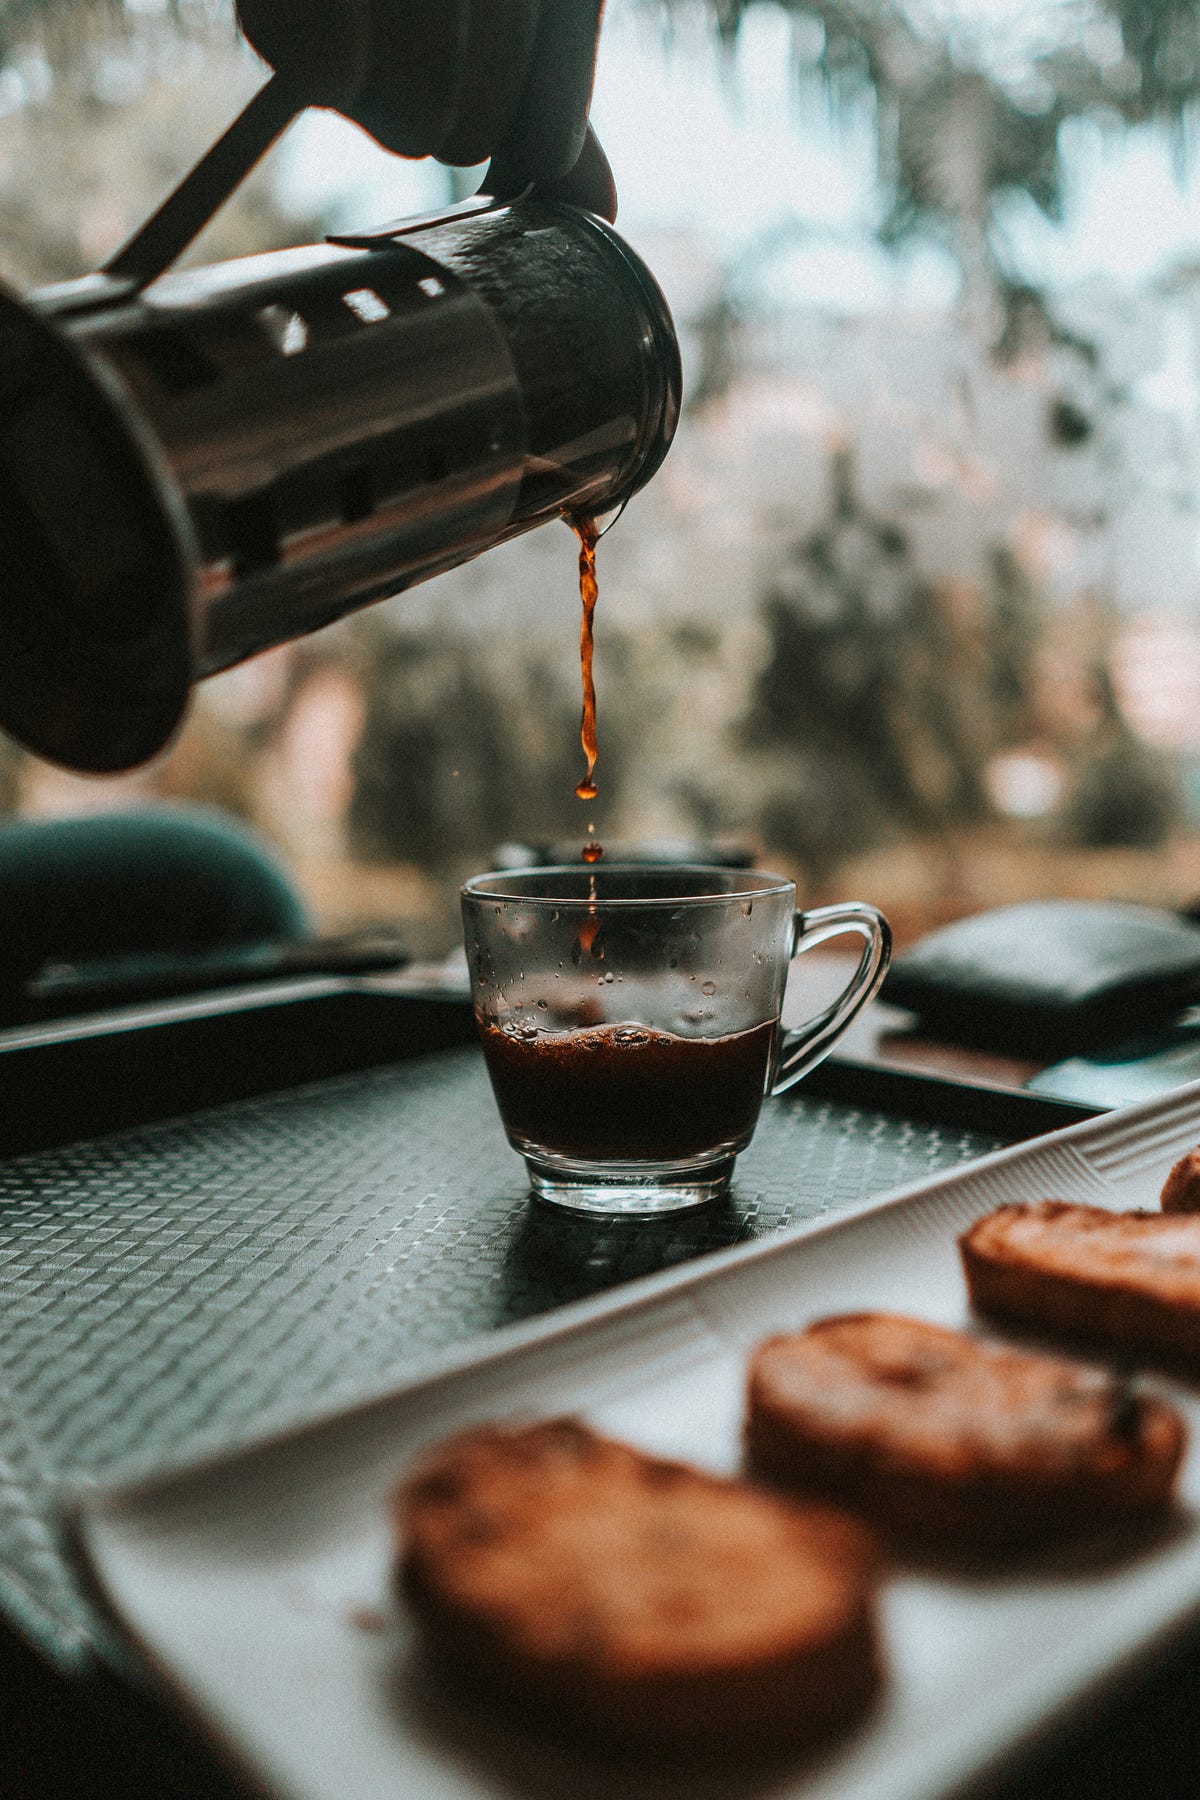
[478,1017,777,1163]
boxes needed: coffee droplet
[582,840,603,863]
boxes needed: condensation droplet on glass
[701,981,717,996]
[537,1000,548,1009]
[741,900,753,917]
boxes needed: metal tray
[0,980,1092,1678]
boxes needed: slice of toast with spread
[395,1416,882,1754]
[961,1199,1200,1374]
[746,1311,1185,1552]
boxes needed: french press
[0,73,681,772]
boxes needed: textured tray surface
[0,1044,1005,1665]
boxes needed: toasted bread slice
[961,1199,1200,1373]
[1161,1149,1200,1213]
[746,1312,1184,1552]
[395,1417,882,1754]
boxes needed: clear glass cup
[461,864,891,1216]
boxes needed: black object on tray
[882,900,1200,1057]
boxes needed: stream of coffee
[573,513,600,810]
[571,515,603,954]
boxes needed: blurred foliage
[652,0,1200,316]
[738,451,1021,875]
[0,0,310,287]
[8,0,1200,302]
[0,0,233,88]
[349,630,635,875]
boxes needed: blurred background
[6,0,1200,957]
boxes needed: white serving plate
[70,1080,1200,1800]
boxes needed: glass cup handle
[772,903,892,1096]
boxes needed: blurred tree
[738,450,1058,877]
[659,0,1200,330]
[0,0,317,287]
[1058,657,1182,847]
[348,631,634,875]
